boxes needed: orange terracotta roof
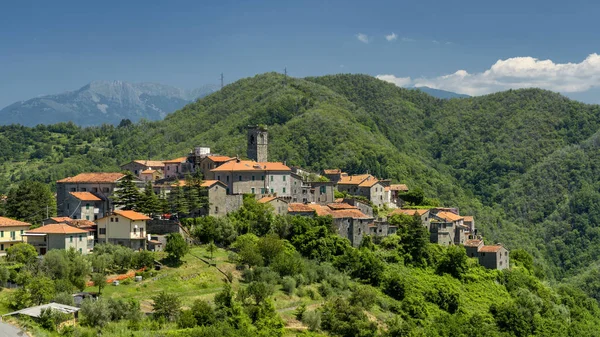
[288,203,316,213]
[57,172,125,183]
[206,156,235,163]
[390,184,409,191]
[384,186,390,191]
[463,216,474,222]
[334,198,344,203]
[0,217,31,228]
[258,196,277,203]
[479,245,504,253]
[133,160,165,167]
[323,169,341,174]
[113,210,151,221]
[327,203,357,210]
[50,217,73,223]
[464,239,483,247]
[391,209,429,216]
[67,219,96,229]
[331,209,371,219]
[338,174,372,185]
[211,160,291,172]
[69,192,102,201]
[164,157,188,164]
[435,211,464,222]
[27,223,87,235]
[358,178,381,188]
[141,169,157,174]
[201,180,225,188]
[306,204,333,216]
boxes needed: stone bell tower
[247,125,268,162]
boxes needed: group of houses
[0,126,508,270]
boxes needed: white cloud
[377,54,600,96]
[385,32,397,41]
[356,33,370,43]
[375,74,412,87]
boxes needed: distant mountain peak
[0,81,218,127]
[412,86,470,99]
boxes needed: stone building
[336,174,387,208]
[120,160,164,178]
[56,173,128,220]
[258,196,289,216]
[199,155,235,180]
[211,160,291,197]
[201,180,228,217]
[247,125,268,163]
[464,239,509,270]
[164,157,190,179]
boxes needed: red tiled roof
[334,198,344,203]
[288,203,316,213]
[133,160,165,167]
[206,156,235,163]
[327,203,357,210]
[50,217,73,223]
[390,184,409,191]
[201,180,225,188]
[113,210,151,221]
[435,211,464,222]
[57,172,125,183]
[141,169,157,174]
[211,160,291,172]
[479,245,504,253]
[358,178,381,188]
[69,192,102,201]
[464,239,483,247]
[338,174,372,185]
[463,216,474,222]
[306,204,332,217]
[323,169,341,174]
[27,223,87,234]
[164,157,188,164]
[331,209,371,219]
[0,217,31,228]
[391,209,429,216]
[258,196,282,204]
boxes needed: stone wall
[147,220,181,235]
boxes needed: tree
[169,182,189,215]
[92,273,107,296]
[207,241,217,260]
[111,171,141,210]
[165,233,189,264]
[29,276,56,305]
[6,242,38,264]
[152,291,181,321]
[80,298,111,327]
[437,245,469,279]
[191,299,216,326]
[138,181,161,215]
[184,172,209,217]
[6,180,56,225]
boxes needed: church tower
[247,125,268,162]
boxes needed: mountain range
[0,81,218,127]
[2,73,600,297]
[412,86,470,99]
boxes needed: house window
[261,188,265,194]
[86,203,90,209]
[217,175,221,181]
[81,188,86,192]
[134,227,137,234]
[111,217,114,222]
[115,217,119,222]
[252,176,255,181]
[0,244,3,251]
[215,206,219,213]
[92,187,98,192]
[86,216,90,220]
[251,188,255,194]
[238,176,242,181]
[0,231,3,238]
[79,248,82,253]
[226,176,229,182]
[70,236,73,243]
[134,170,138,175]
[283,187,286,193]
[79,235,82,242]
[99,228,106,235]
[10,231,15,239]
[226,188,230,194]
[283,176,286,181]
[20,230,23,236]
[102,187,109,193]
[320,186,326,194]
[270,188,274,194]
[70,188,76,192]
[270,176,273,182]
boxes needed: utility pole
[220,73,224,90]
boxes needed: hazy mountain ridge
[0,80,218,126]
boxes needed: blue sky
[2,0,600,108]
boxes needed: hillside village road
[0,321,26,337]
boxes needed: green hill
[2,72,600,287]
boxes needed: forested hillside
[2,72,600,289]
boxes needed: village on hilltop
[0,126,508,270]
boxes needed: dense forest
[2,72,600,297]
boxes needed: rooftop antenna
[220,73,224,90]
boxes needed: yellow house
[96,210,150,250]
[0,217,31,255]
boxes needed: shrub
[191,299,216,326]
[80,298,111,327]
[282,276,297,295]
[318,281,334,298]
[177,309,197,329]
[152,291,181,321]
[52,292,75,306]
[295,303,306,320]
[349,285,377,309]
[302,310,322,331]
